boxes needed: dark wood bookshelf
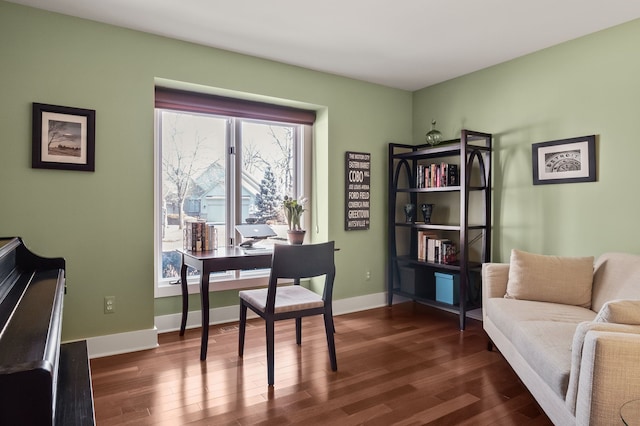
[387,130,492,330]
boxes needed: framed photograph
[32,103,96,171]
[532,135,596,185]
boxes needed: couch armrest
[481,263,509,321]
[575,330,640,425]
[481,263,509,298]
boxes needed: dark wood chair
[238,241,337,386]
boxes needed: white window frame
[154,110,312,298]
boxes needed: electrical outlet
[104,296,116,314]
[365,270,371,281]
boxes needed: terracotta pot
[286,229,306,245]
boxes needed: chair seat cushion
[239,286,324,314]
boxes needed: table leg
[200,270,210,361]
[179,260,188,336]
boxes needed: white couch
[482,250,640,425]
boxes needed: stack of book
[416,163,459,188]
[417,230,457,264]
[183,220,217,251]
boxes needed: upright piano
[0,237,95,425]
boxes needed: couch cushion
[591,253,640,312]
[594,299,640,325]
[511,321,578,399]
[486,298,596,400]
[505,249,594,308]
[486,298,596,343]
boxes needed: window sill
[154,274,270,298]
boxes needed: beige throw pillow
[594,299,640,324]
[505,249,594,308]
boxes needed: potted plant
[283,196,306,244]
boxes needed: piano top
[0,238,21,257]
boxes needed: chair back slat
[270,241,335,279]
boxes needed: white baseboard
[85,292,400,358]
[155,291,392,333]
[84,327,159,359]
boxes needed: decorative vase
[287,229,306,245]
[404,204,416,223]
[425,120,442,146]
[420,203,434,224]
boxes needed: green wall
[3,1,639,342]
[0,2,411,340]
[413,19,640,262]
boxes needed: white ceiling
[8,0,640,90]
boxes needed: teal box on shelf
[435,272,459,305]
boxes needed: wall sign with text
[345,151,370,230]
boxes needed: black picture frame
[532,135,596,185]
[32,103,96,171]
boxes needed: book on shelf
[415,162,459,188]
[435,239,457,264]
[417,230,439,260]
[417,230,457,264]
[427,237,438,262]
[448,164,459,186]
[183,220,218,251]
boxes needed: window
[154,88,315,297]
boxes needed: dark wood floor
[91,302,552,425]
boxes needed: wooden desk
[178,247,273,360]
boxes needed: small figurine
[404,204,416,223]
[420,203,434,224]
